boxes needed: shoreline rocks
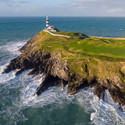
[3,32,125,111]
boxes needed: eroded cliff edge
[3,30,125,111]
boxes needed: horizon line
[0,16,125,18]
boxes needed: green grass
[38,31,125,60]
[34,30,125,82]
[66,37,125,59]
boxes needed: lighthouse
[46,16,49,28]
[45,16,58,32]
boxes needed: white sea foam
[1,41,125,125]
[104,90,114,104]
[18,73,125,125]
[20,74,73,108]
[0,41,26,55]
[1,70,125,125]
[75,88,125,125]
[0,70,16,84]
[0,41,28,124]
[0,41,27,84]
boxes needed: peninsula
[3,17,125,111]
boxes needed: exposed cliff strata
[3,30,125,111]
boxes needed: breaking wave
[0,41,26,84]
[75,89,125,125]
[0,41,26,54]
[0,41,125,125]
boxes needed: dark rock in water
[68,78,89,95]
[16,68,25,76]
[36,74,59,95]
[109,89,125,110]
[28,66,44,75]
[61,79,68,88]
[94,83,106,100]
[68,75,96,95]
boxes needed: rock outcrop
[3,31,125,111]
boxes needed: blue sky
[0,0,125,17]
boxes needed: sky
[0,0,125,17]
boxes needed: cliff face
[3,30,125,111]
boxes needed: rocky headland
[3,30,125,111]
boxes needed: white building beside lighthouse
[45,16,58,32]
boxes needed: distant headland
[3,16,125,111]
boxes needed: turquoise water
[0,17,125,125]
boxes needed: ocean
[0,17,125,125]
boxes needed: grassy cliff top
[34,30,125,82]
[37,31,125,60]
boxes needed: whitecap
[19,74,74,108]
[17,75,125,125]
[1,40,125,125]
[0,40,27,84]
[75,88,125,125]
[0,62,17,84]
[0,40,26,55]
[1,68,125,125]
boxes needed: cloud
[2,0,31,7]
[65,0,125,8]
[0,0,31,4]
[19,1,30,3]
[107,8,123,13]
[60,0,125,16]
[0,0,10,2]
[67,0,102,7]
[0,0,125,17]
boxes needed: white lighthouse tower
[46,16,49,28]
[45,16,58,32]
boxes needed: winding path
[43,30,85,38]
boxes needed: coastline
[1,16,125,125]
[3,30,125,112]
